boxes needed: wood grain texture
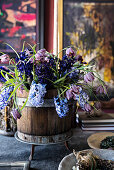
[17,89,76,140]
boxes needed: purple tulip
[94,102,101,109]
[71,84,81,94]
[96,85,107,94]
[66,48,75,57]
[75,55,83,63]
[11,108,21,120]
[66,85,82,100]
[66,89,73,100]
[84,72,94,83]
[84,103,91,112]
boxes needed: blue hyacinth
[0,66,9,82]
[0,86,13,110]
[75,91,89,110]
[54,96,69,118]
[28,81,47,107]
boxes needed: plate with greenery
[58,149,114,170]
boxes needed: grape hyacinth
[54,96,69,118]
[28,80,47,107]
[0,86,13,110]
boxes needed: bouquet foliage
[0,43,107,119]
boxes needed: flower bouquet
[0,44,107,120]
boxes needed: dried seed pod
[73,150,114,170]
[73,150,97,170]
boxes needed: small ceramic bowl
[58,149,114,170]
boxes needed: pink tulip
[66,48,75,57]
[0,54,10,64]
[84,72,94,83]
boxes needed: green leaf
[0,70,7,81]
[20,96,29,111]
[22,41,25,52]
[27,43,36,53]
[7,83,23,102]
[4,43,20,58]
[54,76,65,84]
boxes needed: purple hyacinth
[16,51,33,80]
[54,96,69,118]
[28,80,47,107]
[68,67,79,82]
[35,57,56,88]
[96,85,107,94]
[11,108,21,120]
[66,48,75,57]
[35,49,49,63]
[60,53,77,75]
[84,72,94,83]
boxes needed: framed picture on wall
[58,0,114,85]
[0,0,44,52]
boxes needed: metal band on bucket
[17,97,55,107]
